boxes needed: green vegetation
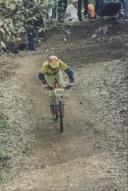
[0,0,56,51]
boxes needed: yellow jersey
[41,60,68,75]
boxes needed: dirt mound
[45,20,128,65]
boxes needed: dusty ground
[0,20,128,191]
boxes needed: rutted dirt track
[0,21,128,191]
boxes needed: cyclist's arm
[39,62,48,84]
[59,60,74,83]
[39,72,47,84]
[64,67,74,83]
[59,60,68,71]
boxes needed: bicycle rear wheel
[59,102,64,132]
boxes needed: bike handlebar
[44,83,74,90]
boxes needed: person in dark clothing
[78,0,89,21]
[95,0,103,16]
[120,0,125,10]
[95,0,123,17]
[58,0,67,22]
[52,0,67,22]
[119,0,125,18]
[95,0,99,15]
[125,0,128,17]
[26,26,37,51]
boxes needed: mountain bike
[46,82,73,133]
[53,87,65,132]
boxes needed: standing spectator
[119,0,128,18]
[95,0,103,16]
[26,26,37,51]
[116,0,125,19]
[52,0,67,22]
[120,0,125,10]
[124,0,128,18]
[58,0,67,22]
[77,0,89,21]
[95,0,99,15]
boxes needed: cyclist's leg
[49,93,56,119]
[55,71,65,88]
[45,74,55,88]
[45,75,56,119]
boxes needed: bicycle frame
[50,82,65,132]
[48,81,72,132]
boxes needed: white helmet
[48,55,58,62]
[48,55,59,69]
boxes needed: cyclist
[39,55,74,119]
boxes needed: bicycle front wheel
[54,103,58,121]
[59,102,64,132]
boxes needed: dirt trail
[0,21,128,191]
